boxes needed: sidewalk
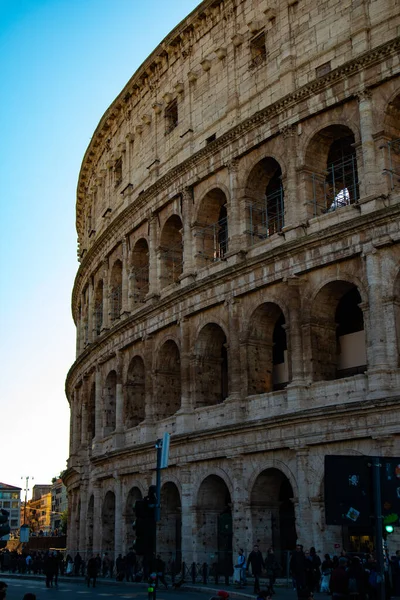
[0,572,297,600]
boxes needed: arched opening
[196,475,232,573]
[305,125,359,217]
[155,340,181,419]
[110,260,122,321]
[383,94,400,191]
[158,482,182,565]
[104,370,117,434]
[94,281,103,336]
[87,495,94,555]
[131,238,149,304]
[102,491,116,555]
[194,188,229,265]
[311,281,366,381]
[125,356,146,428]
[245,157,284,245]
[247,303,289,395]
[125,487,142,551]
[88,383,96,441]
[159,215,183,288]
[250,468,296,568]
[194,323,228,408]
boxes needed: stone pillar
[179,468,195,564]
[94,366,103,443]
[80,377,89,449]
[115,352,125,448]
[286,278,308,404]
[282,126,303,238]
[121,237,130,316]
[147,212,160,299]
[181,187,195,281]
[231,459,248,550]
[79,483,88,557]
[67,491,74,555]
[87,279,94,344]
[364,247,390,389]
[179,317,193,412]
[358,90,379,199]
[92,482,102,554]
[293,447,313,544]
[114,475,123,558]
[226,159,242,254]
[226,296,242,402]
[102,259,110,331]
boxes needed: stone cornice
[75,29,400,240]
[81,395,398,470]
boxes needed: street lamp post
[21,476,34,526]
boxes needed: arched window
[110,260,122,321]
[194,188,229,265]
[245,158,284,245]
[130,239,149,303]
[159,216,183,288]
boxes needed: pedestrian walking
[247,544,265,594]
[265,547,281,594]
[86,555,97,588]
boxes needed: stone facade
[65,0,400,565]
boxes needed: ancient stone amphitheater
[65,0,400,567]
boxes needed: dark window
[249,32,266,69]
[165,99,178,134]
[114,158,122,187]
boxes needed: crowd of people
[0,544,399,599]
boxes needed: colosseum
[65,0,400,570]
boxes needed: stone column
[121,237,130,316]
[179,317,193,412]
[231,458,248,550]
[67,491,74,555]
[87,278,94,344]
[226,159,242,254]
[147,212,160,299]
[94,366,103,444]
[79,483,88,557]
[114,475,123,559]
[293,447,313,544]
[281,125,303,238]
[179,468,195,565]
[181,187,196,281]
[286,278,308,404]
[102,259,110,331]
[92,482,102,554]
[80,376,89,449]
[364,246,389,386]
[226,296,242,402]
[358,90,379,199]
[115,352,125,448]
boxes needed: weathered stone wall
[65,0,400,566]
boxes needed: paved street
[0,576,209,600]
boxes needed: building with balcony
[64,0,400,565]
[50,478,67,535]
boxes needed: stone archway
[250,468,296,564]
[245,157,285,245]
[194,323,228,408]
[155,340,181,419]
[310,281,366,381]
[196,475,232,573]
[102,491,116,556]
[159,215,183,288]
[194,188,229,265]
[247,303,289,395]
[158,482,182,565]
[130,238,149,303]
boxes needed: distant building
[22,484,52,535]
[50,478,67,534]
[0,482,21,536]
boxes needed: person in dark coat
[308,547,321,592]
[87,555,97,588]
[330,557,349,600]
[347,555,367,600]
[265,548,281,594]
[74,552,82,576]
[290,544,308,597]
[391,551,400,597]
[247,544,265,594]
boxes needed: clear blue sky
[0,0,199,495]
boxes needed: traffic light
[132,495,156,556]
[0,509,10,538]
[385,524,394,534]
